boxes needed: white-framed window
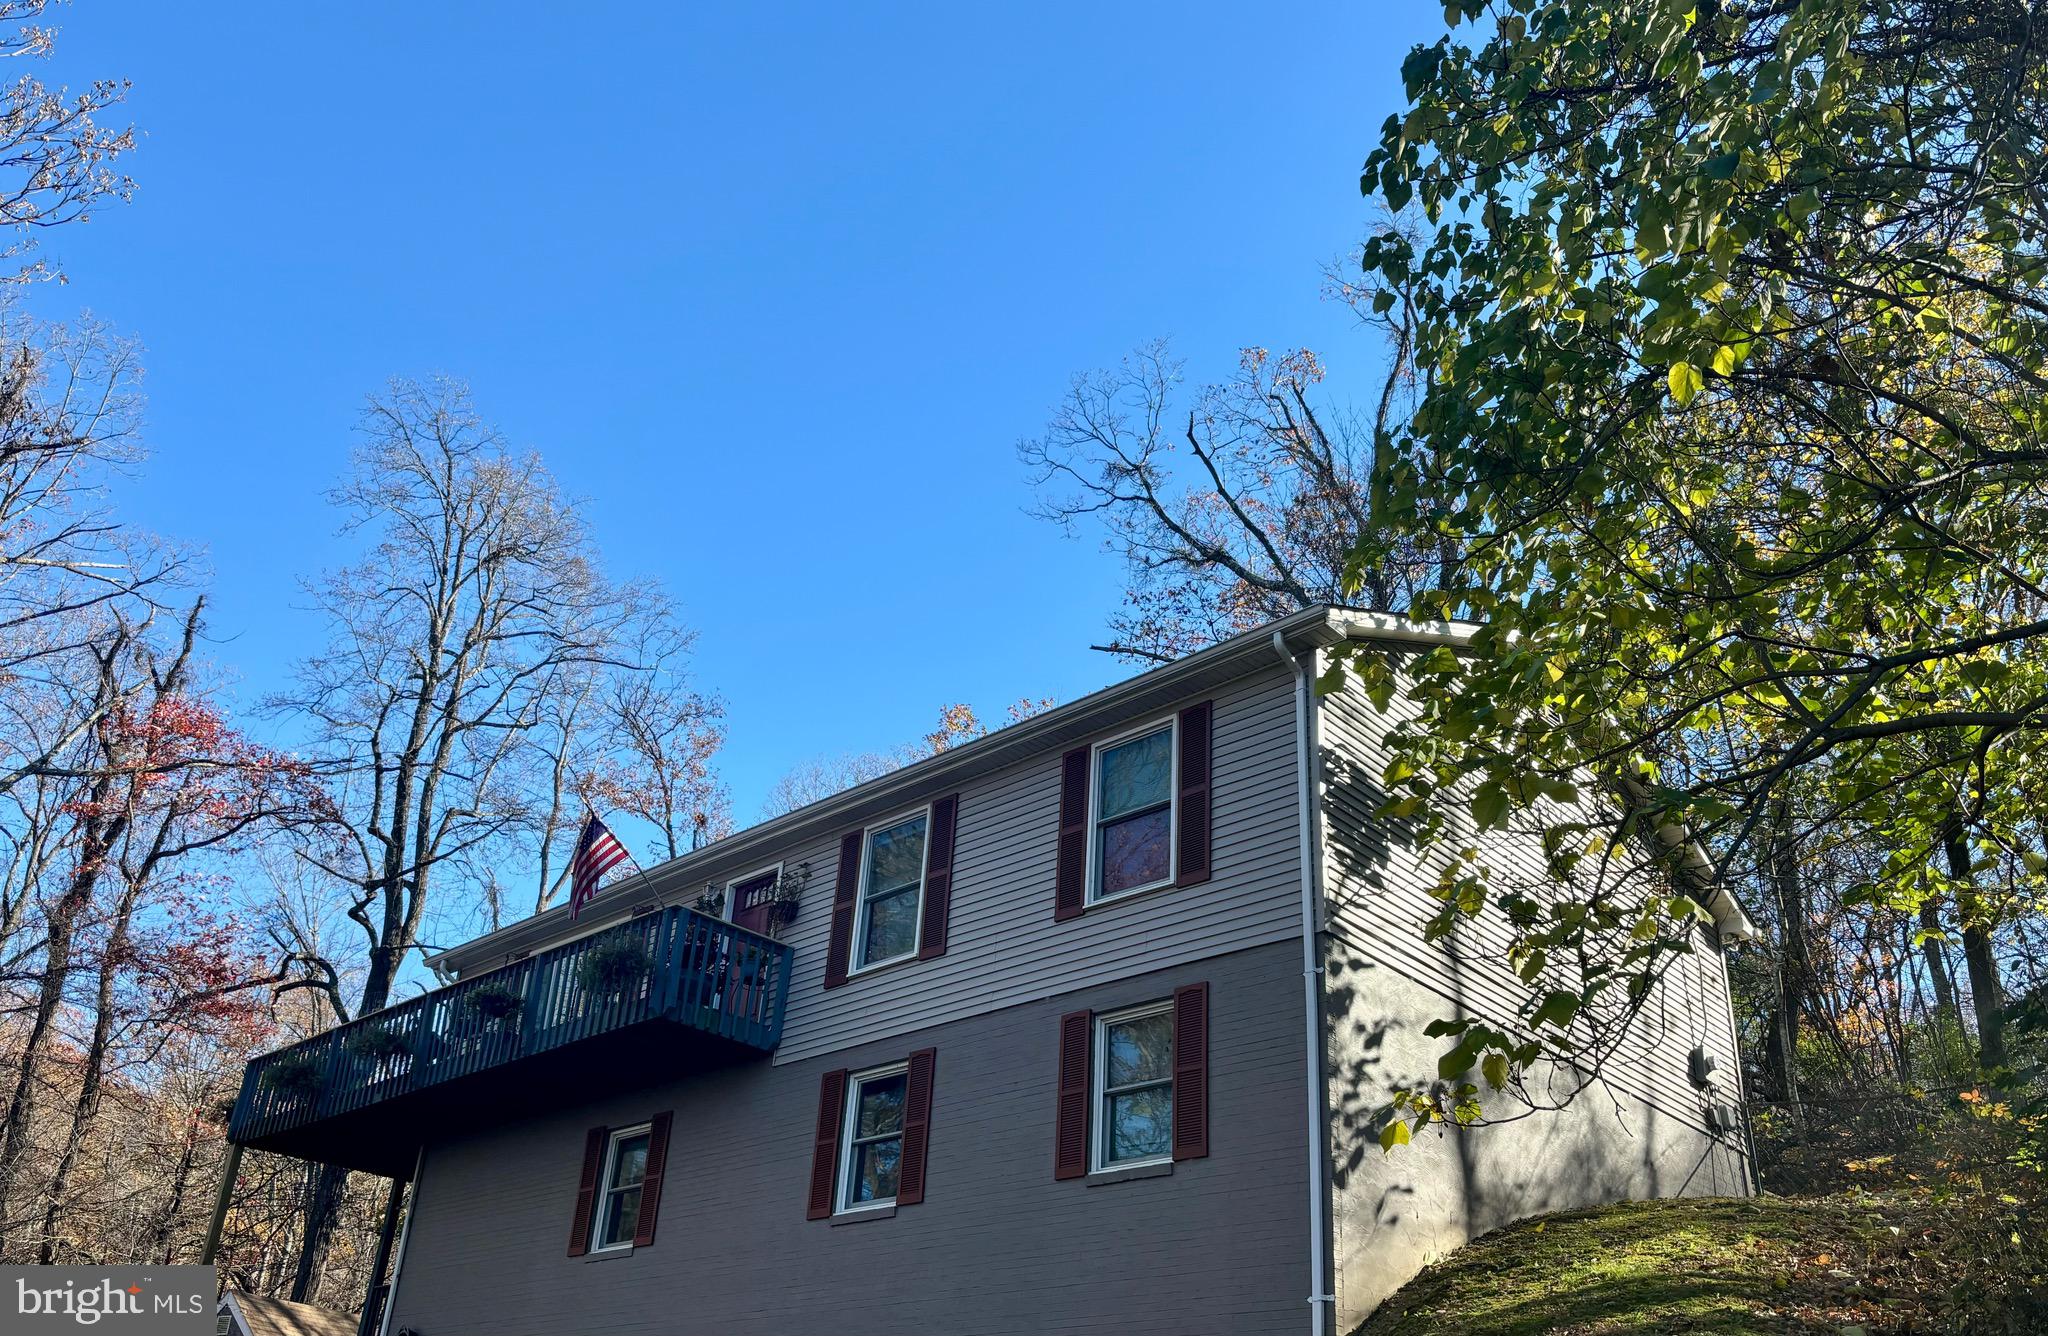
[851,807,928,972]
[837,1062,910,1212]
[1089,718,1177,902]
[590,1123,653,1252]
[1093,1001,1174,1170]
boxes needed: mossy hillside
[1357,1193,2044,1336]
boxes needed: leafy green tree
[1344,0,2048,1133]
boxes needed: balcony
[228,906,791,1175]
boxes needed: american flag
[568,813,632,920]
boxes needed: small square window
[1094,1003,1174,1169]
[590,1124,652,1252]
[1092,722,1175,901]
[853,810,928,971]
[838,1064,909,1211]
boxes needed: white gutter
[432,602,1360,976]
[1274,631,1333,1336]
[1332,614,1754,945]
[1617,774,1760,944]
[1326,607,1479,648]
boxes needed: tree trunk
[151,1119,202,1264]
[35,896,131,1263]
[1765,801,1807,1105]
[1961,923,2006,1068]
[1917,898,1961,1022]
[291,898,400,1294]
[291,1161,348,1303]
[1943,822,2006,1068]
[0,860,99,1223]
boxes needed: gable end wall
[1313,659,1751,1330]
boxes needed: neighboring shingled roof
[218,1292,357,1336]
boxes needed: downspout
[1274,631,1333,1336]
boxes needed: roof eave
[430,605,1475,975]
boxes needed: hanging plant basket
[345,1022,414,1063]
[462,980,524,1023]
[261,1049,326,1099]
[766,866,806,929]
[576,936,653,999]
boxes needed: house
[217,606,1756,1336]
[216,1292,357,1336]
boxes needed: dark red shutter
[824,830,862,989]
[566,1125,607,1256]
[1054,747,1090,921]
[1171,982,1210,1161]
[1054,1009,1092,1179]
[630,1111,672,1247]
[806,1069,849,1219]
[1175,701,1213,888]
[917,796,959,961]
[896,1048,937,1205]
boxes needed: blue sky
[29,1,1440,823]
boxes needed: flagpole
[607,824,703,1004]
[621,849,667,914]
[568,808,670,924]
[593,808,666,915]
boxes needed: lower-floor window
[839,1063,908,1210]
[1095,1002,1173,1168]
[593,1124,652,1251]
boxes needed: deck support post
[200,1140,244,1269]
[356,1176,406,1336]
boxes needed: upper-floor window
[1094,1002,1174,1169]
[854,809,928,971]
[838,1062,909,1211]
[591,1123,652,1252]
[1091,721,1175,901]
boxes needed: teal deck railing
[228,906,791,1147]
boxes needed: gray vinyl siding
[434,663,1306,1069]
[384,940,1309,1336]
[1313,662,1751,1328]
[1315,659,1745,1134]
[760,665,1303,1064]
[1319,942,1750,1330]
[366,616,1764,1335]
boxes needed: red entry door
[729,870,779,936]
